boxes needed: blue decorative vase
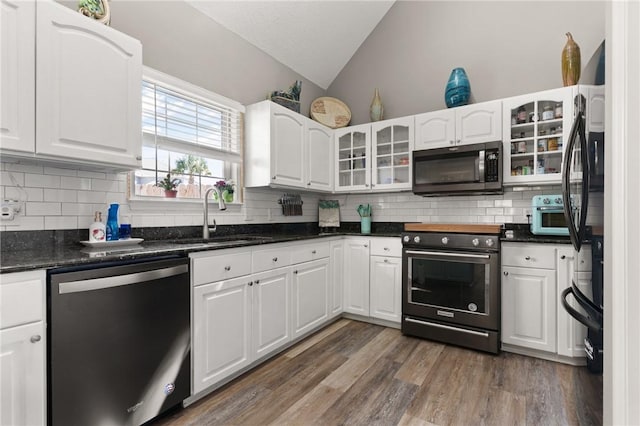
[445,67,470,108]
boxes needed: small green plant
[215,180,234,194]
[156,173,181,191]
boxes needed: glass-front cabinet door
[371,117,413,191]
[335,124,370,191]
[502,87,574,185]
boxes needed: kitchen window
[131,67,244,201]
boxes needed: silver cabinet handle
[59,265,188,294]
[224,266,231,271]
[503,271,509,276]
[272,257,278,262]
[31,335,41,343]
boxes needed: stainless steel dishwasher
[47,256,190,426]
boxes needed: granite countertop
[501,223,573,244]
[0,223,404,274]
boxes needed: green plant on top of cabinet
[245,100,333,192]
[414,100,502,150]
[335,117,413,192]
[0,0,142,169]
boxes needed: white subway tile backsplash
[44,189,77,203]
[77,170,107,179]
[91,179,120,192]
[77,191,108,204]
[61,176,92,191]
[26,202,61,216]
[5,162,44,174]
[25,173,60,188]
[486,208,504,215]
[45,216,78,230]
[5,186,43,202]
[1,171,25,186]
[44,166,77,177]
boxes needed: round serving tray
[310,97,351,129]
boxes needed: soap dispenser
[106,203,119,241]
[89,211,106,242]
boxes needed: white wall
[0,158,602,231]
[328,1,606,124]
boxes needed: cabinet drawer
[0,271,44,329]
[501,243,556,269]
[370,237,402,257]
[290,241,330,264]
[252,246,292,273]
[191,250,252,285]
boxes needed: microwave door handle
[478,150,485,182]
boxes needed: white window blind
[133,68,244,200]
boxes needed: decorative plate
[80,238,144,248]
[310,97,352,129]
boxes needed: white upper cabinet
[414,100,502,150]
[245,100,333,192]
[0,0,35,153]
[35,1,142,168]
[0,0,142,169]
[335,117,413,193]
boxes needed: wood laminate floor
[152,319,602,426]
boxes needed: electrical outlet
[1,200,21,221]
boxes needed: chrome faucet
[203,187,226,239]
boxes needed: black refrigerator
[561,85,605,374]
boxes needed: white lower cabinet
[501,242,592,362]
[252,268,291,359]
[329,240,344,318]
[0,270,46,426]
[291,258,330,339]
[501,266,557,352]
[192,275,252,394]
[343,238,371,316]
[369,256,402,323]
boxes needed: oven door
[403,248,499,330]
[531,207,569,235]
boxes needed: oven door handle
[535,206,564,211]
[404,317,489,338]
[405,250,490,260]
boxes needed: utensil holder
[360,217,371,234]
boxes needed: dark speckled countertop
[501,223,573,244]
[0,222,404,273]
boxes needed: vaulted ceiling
[187,1,395,89]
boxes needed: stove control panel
[401,232,499,252]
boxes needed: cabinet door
[414,109,455,150]
[335,124,371,192]
[270,107,306,187]
[501,266,557,352]
[291,259,330,338]
[306,121,333,191]
[252,268,291,359]
[329,240,344,318]
[557,248,591,358]
[369,256,402,323]
[343,238,370,315]
[502,87,573,185]
[0,0,35,153]
[35,1,142,168]
[0,322,45,426]
[193,276,252,394]
[455,100,502,146]
[371,117,413,191]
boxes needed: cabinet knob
[384,247,389,251]
[272,257,278,262]
[135,155,142,161]
[311,250,317,254]
[272,176,276,180]
[365,184,369,187]
[503,271,509,276]
[371,184,375,187]
[560,255,566,260]
[30,335,41,343]
[294,270,298,275]
[450,140,455,145]
[224,265,231,271]
[525,256,531,260]
[364,244,368,248]
[456,139,461,144]
[248,281,253,286]
[255,279,260,284]
[384,259,388,263]
[307,182,311,186]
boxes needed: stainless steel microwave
[412,141,502,196]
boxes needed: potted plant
[156,173,181,198]
[214,180,235,203]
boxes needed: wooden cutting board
[404,223,502,234]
